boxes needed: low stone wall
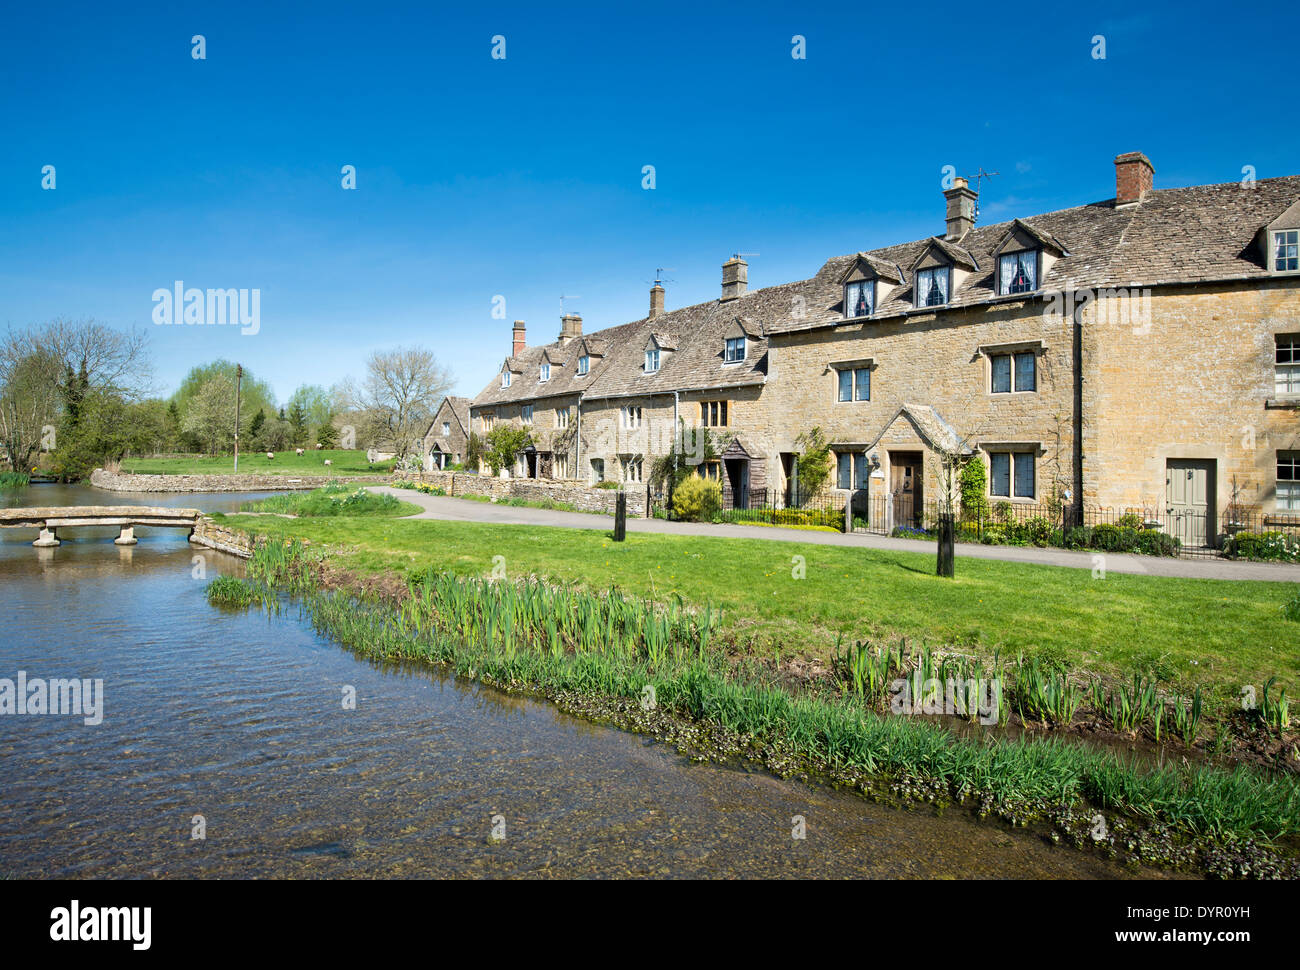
[90,468,391,493]
[394,470,650,517]
[189,517,258,558]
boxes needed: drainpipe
[575,391,584,482]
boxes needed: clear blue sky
[2,0,1296,403]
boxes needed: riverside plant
[0,472,30,489]
[1014,657,1082,726]
[1109,673,1161,735]
[1171,687,1204,747]
[208,539,1300,857]
[1261,677,1291,735]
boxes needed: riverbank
[91,467,394,493]
[211,538,1300,878]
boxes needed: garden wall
[393,469,651,517]
[90,468,391,493]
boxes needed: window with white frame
[577,355,590,375]
[540,362,550,382]
[835,452,870,490]
[620,455,643,483]
[556,406,570,429]
[621,405,642,429]
[481,413,496,432]
[724,336,746,363]
[836,366,870,402]
[553,454,569,479]
[1277,335,1300,396]
[521,405,533,426]
[590,458,605,483]
[990,351,1036,393]
[442,421,450,436]
[988,451,1035,499]
[501,370,511,388]
[645,348,660,372]
[845,280,874,318]
[700,400,728,427]
[997,250,1039,294]
[914,266,950,307]
[1275,230,1299,272]
[1279,452,1300,511]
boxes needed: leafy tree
[959,456,989,521]
[287,400,308,447]
[172,360,274,434]
[484,424,531,475]
[249,407,266,441]
[315,421,339,450]
[181,376,237,454]
[794,427,832,502]
[464,431,485,471]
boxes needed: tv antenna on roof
[559,294,581,316]
[732,252,761,260]
[970,168,999,223]
[646,266,676,286]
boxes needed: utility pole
[233,364,243,473]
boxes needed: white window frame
[501,370,512,388]
[621,405,642,430]
[645,347,660,373]
[442,421,450,436]
[556,406,570,429]
[577,355,590,375]
[521,405,533,426]
[1275,230,1299,273]
[540,362,550,383]
[1276,334,1300,397]
[620,455,643,483]
[1279,451,1300,511]
[724,336,746,363]
[590,458,605,483]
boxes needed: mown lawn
[214,512,1300,693]
[122,449,387,476]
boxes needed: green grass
[238,484,420,518]
[0,472,31,489]
[212,513,1299,696]
[120,449,387,476]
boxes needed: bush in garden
[672,475,722,522]
[1224,531,1300,563]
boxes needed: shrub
[958,457,989,522]
[671,475,723,522]
[593,479,622,490]
[1116,513,1143,530]
[1224,530,1300,563]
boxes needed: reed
[0,472,30,489]
[1014,657,1081,726]
[205,574,256,608]
[1261,677,1291,735]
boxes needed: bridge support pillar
[115,525,137,546]
[33,527,59,547]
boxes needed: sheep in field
[323,459,332,466]
[265,452,275,460]
[295,448,305,456]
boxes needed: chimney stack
[512,320,526,357]
[943,176,977,241]
[721,256,747,302]
[558,313,583,345]
[649,283,665,319]
[1114,151,1154,206]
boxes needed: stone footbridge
[0,506,203,546]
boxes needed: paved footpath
[373,487,1300,583]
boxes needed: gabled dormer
[574,336,607,378]
[990,220,1068,296]
[500,358,522,389]
[909,238,976,309]
[722,317,761,364]
[1258,198,1300,276]
[838,254,904,319]
[538,347,560,383]
[643,332,676,374]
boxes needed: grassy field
[121,450,388,476]
[214,511,1300,694]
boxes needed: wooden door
[890,454,921,527]
[1166,459,1214,548]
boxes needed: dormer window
[997,250,1039,295]
[845,280,874,318]
[578,355,589,375]
[915,266,950,307]
[1276,231,1299,272]
[724,336,745,363]
[540,362,550,382]
[501,370,512,389]
[645,348,660,373]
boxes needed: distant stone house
[422,396,471,470]
[468,152,1300,545]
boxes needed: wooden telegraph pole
[233,364,243,473]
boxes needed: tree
[339,346,453,460]
[173,360,275,445]
[464,431,485,471]
[315,421,339,450]
[793,427,832,502]
[0,347,62,472]
[287,400,308,447]
[180,376,237,455]
[484,424,531,476]
[287,384,333,434]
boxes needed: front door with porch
[724,458,749,509]
[890,451,923,528]
[1166,459,1215,548]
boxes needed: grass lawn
[121,449,389,476]
[214,511,1300,695]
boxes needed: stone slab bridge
[0,506,203,547]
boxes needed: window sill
[1265,398,1300,410]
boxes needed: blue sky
[2,0,1296,403]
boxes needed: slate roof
[470,175,1300,410]
[425,395,471,439]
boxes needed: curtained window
[845,280,874,318]
[998,250,1039,294]
[914,266,950,307]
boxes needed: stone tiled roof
[425,395,471,438]
[469,175,1300,410]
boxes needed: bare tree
[340,346,453,459]
[0,344,61,472]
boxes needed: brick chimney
[943,176,977,241]
[1114,151,1154,205]
[512,320,526,357]
[721,256,747,302]
[649,283,665,319]
[558,313,583,345]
